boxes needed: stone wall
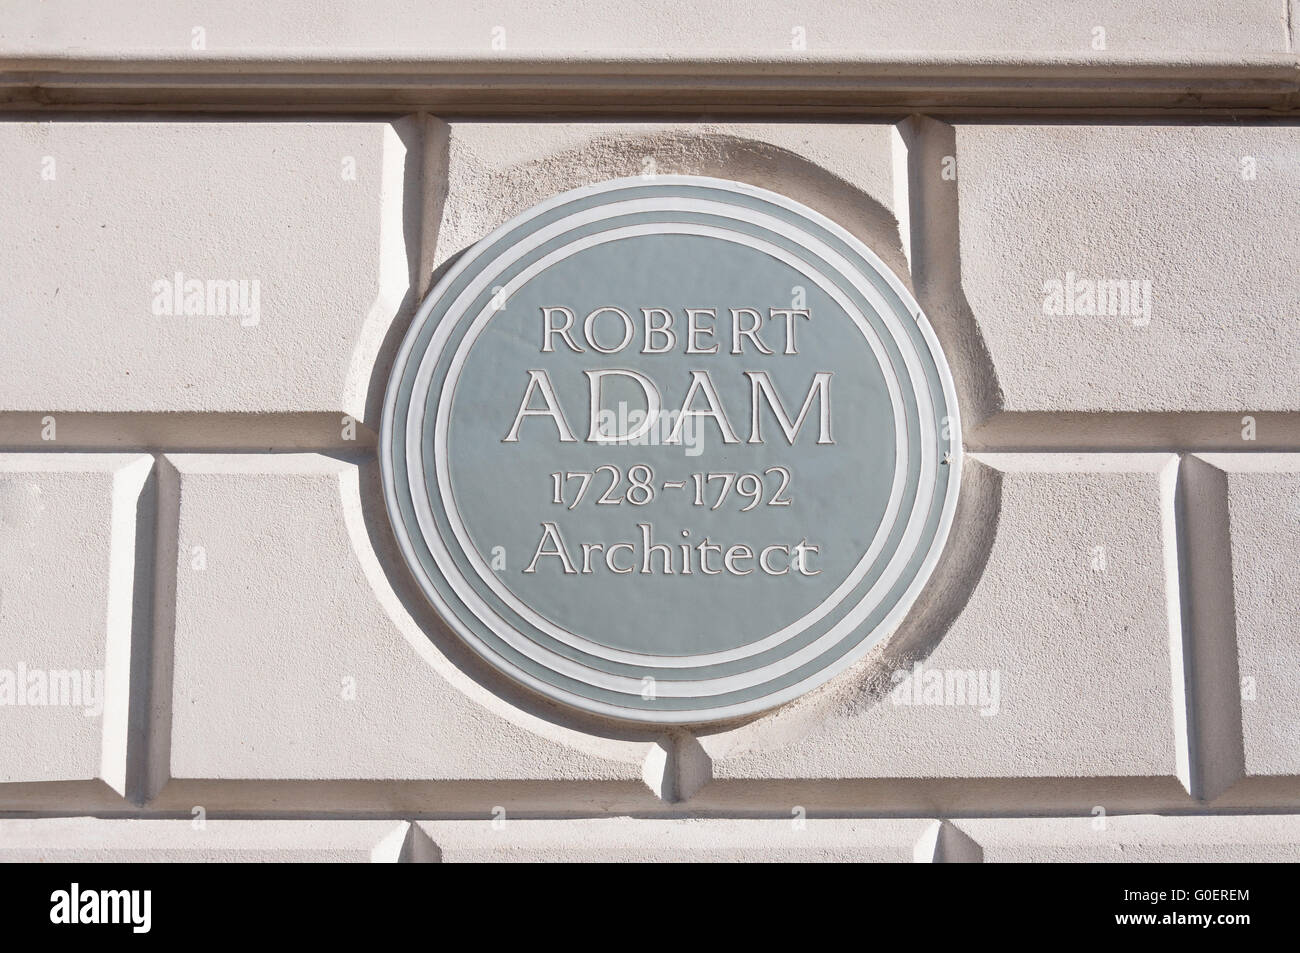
[1,1,1297,861]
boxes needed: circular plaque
[380,176,960,724]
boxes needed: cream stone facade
[0,1,1297,862]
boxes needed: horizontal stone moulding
[412,817,945,862]
[4,814,1293,861]
[0,818,411,862]
[0,412,378,450]
[3,0,1289,62]
[949,814,1300,862]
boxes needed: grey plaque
[380,176,960,724]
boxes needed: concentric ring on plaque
[379,176,961,723]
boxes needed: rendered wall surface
[0,1,1297,862]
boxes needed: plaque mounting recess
[380,176,960,725]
